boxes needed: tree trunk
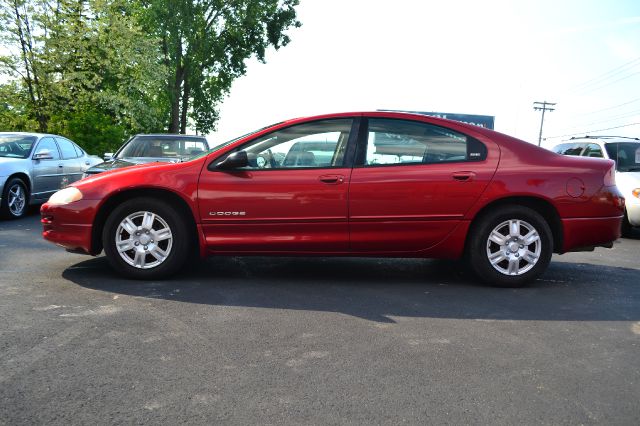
[168,64,183,133]
[168,35,184,134]
[13,0,46,131]
[180,78,190,134]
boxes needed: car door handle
[85,161,90,165]
[58,164,64,168]
[319,174,344,184]
[452,171,475,182]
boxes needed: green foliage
[48,110,127,155]
[0,0,300,151]
[144,0,301,134]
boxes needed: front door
[198,118,356,253]
[348,117,499,253]
[31,137,64,200]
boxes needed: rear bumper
[561,215,622,253]
[41,200,100,255]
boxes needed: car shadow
[62,256,640,323]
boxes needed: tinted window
[56,137,79,159]
[34,138,60,160]
[118,136,208,159]
[229,119,353,170]
[582,143,603,158]
[604,142,640,172]
[0,135,36,159]
[361,118,486,166]
[553,143,584,156]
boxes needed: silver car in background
[0,132,102,219]
[83,134,210,177]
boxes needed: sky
[210,0,640,149]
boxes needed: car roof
[0,131,58,138]
[132,134,206,138]
[565,135,640,144]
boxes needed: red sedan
[41,112,624,287]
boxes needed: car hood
[0,156,28,175]
[85,157,181,174]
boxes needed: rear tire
[1,177,29,219]
[467,205,553,287]
[102,198,190,279]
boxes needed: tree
[145,0,300,134]
[0,0,169,152]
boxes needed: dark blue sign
[380,110,495,129]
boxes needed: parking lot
[1,210,639,424]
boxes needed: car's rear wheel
[102,198,189,279]
[1,178,29,219]
[467,206,553,287]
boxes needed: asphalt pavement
[1,210,639,425]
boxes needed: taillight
[604,164,616,186]
[633,188,640,199]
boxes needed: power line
[575,70,640,95]
[574,97,640,116]
[570,56,640,92]
[545,122,640,140]
[564,108,640,129]
[533,101,556,145]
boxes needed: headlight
[48,187,83,205]
[633,188,640,199]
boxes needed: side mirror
[104,152,114,161]
[33,149,53,160]
[217,151,249,170]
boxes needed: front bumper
[626,195,640,227]
[41,200,100,254]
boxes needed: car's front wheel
[467,206,553,287]
[102,198,190,279]
[1,177,29,219]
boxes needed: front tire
[467,206,553,287]
[1,178,29,219]
[102,198,190,279]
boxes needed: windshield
[0,135,37,159]
[117,135,208,160]
[188,122,284,162]
[604,142,640,172]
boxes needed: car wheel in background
[1,177,29,219]
[467,205,553,287]
[621,210,632,238]
[102,198,190,279]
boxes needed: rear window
[604,142,640,172]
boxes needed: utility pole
[533,101,556,146]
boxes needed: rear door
[198,118,357,253]
[55,137,84,185]
[348,117,499,253]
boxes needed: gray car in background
[83,134,210,177]
[0,132,102,219]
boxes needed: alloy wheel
[8,183,26,217]
[485,219,542,276]
[115,211,173,269]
